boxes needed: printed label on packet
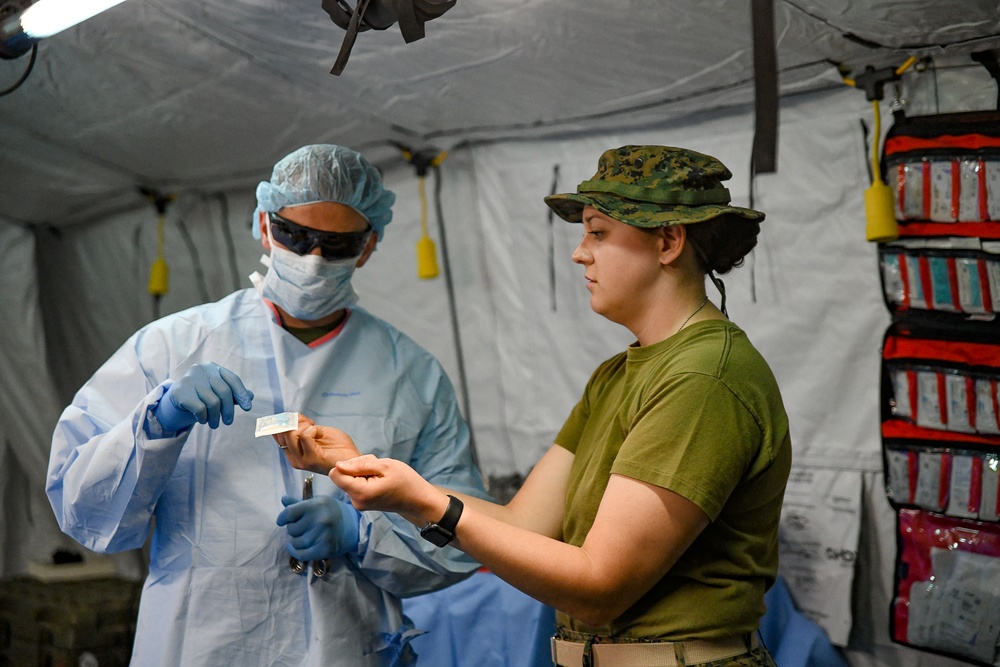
[255,412,300,437]
[899,162,925,220]
[955,257,986,314]
[958,159,985,222]
[929,160,956,222]
[946,454,977,519]
[914,451,944,511]
[915,371,944,429]
[945,373,973,433]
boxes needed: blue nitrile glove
[153,362,254,433]
[277,495,361,561]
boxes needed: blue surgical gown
[47,289,487,667]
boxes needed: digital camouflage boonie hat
[544,145,765,227]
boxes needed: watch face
[420,524,454,548]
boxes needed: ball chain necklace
[676,296,709,334]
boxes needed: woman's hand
[330,455,441,520]
[273,415,363,475]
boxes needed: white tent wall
[2,77,994,667]
[0,219,80,575]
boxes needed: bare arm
[332,454,709,627]
[280,420,573,539]
[436,444,572,538]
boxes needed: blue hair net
[253,144,396,240]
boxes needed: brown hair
[683,213,760,275]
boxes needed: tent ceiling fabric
[1,0,999,226]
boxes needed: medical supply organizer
[876,110,1000,666]
[0,576,141,667]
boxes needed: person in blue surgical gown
[46,144,487,667]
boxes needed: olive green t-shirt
[554,319,792,640]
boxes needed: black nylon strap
[330,0,372,75]
[390,0,424,42]
[751,0,778,174]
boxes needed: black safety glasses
[269,212,372,261]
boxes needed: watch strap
[436,494,463,534]
[420,494,463,547]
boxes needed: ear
[353,232,379,268]
[657,224,686,267]
[259,210,272,252]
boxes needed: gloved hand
[277,495,361,562]
[153,362,254,434]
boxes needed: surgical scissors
[289,475,330,578]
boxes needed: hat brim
[544,192,765,227]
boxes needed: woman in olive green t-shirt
[278,145,791,667]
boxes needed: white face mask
[258,226,360,320]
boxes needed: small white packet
[979,456,1000,521]
[916,370,944,429]
[929,160,957,222]
[898,161,926,220]
[886,447,913,504]
[955,257,986,314]
[905,255,928,309]
[975,379,1000,435]
[255,411,300,437]
[958,159,986,222]
[891,368,913,420]
[881,252,906,307]
[944,373,974,433]
[914,451,944,511]
[946,453,978,518]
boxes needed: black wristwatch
[420,495,463,547]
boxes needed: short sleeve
[612,373,762,520]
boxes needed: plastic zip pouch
[890,365,1000,437]
[893,509,1000,663]
[885,443,1000,522]
[906,547,1000,663]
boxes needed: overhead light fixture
[1,0,129,59]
